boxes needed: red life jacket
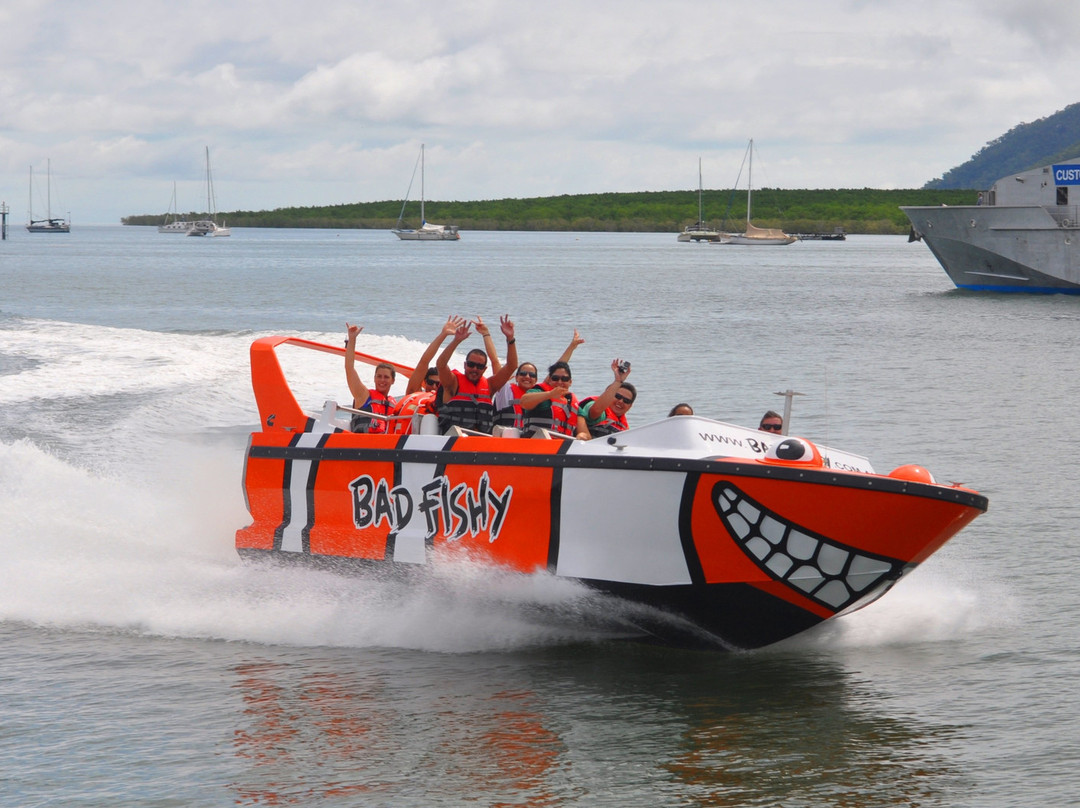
[523,382,579,437]
[351,389,397,434]
[580,396,628,438]
[438,370,495,433]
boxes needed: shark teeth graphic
[712,481,905,612]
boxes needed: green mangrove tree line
[122,187,977,234]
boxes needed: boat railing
[316,400,419,433]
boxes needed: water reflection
[229,644,965,806]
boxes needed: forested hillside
[926,101,1080,189]
[122,187,975,234]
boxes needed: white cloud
[0,0,1075,223]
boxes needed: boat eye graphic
[763,437,822,465]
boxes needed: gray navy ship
[903,159,1080,293]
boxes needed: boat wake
[0,318,1007,655]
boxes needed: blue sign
[1052,164,1080,185]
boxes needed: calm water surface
[1,226,1078,806]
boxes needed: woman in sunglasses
[519,361,581,437]
[576,359,635,439]
[492,329,586,431]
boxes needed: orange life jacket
[389,390,436,435]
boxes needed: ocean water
[2,225,1079,806]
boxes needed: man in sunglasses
[435,316,518,434]
[576,359,635,439]
[758,411,783,434]
[385,316,466,434]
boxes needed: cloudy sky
[1,0,1076,224]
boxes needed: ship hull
[903,204,1080,293]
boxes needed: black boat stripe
[678,472,706,586]
[545,438,574,571]
[300,434,332,553]
[271,432,306,551]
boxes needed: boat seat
[415,413,440,435]
[492,426,521,438]
[443,425,489,438]
[317,400,351,433]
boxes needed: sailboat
[158,181,193,233]
[186,147,231,236]
[677,158,722,242]
[26,160,70,233]
[723,139,796,246]
[392,144,460,241]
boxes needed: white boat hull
[394,225,460,241]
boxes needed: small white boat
[204,146,230,237]
[158,182,194,233]
[392,144,461,241]
[678,158,723,242]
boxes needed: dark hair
[517,362,537,373]
[619,382,637,402]
[668,402,693,416]
[548,361,571,380]
[425,366,438,377]
[759,409,782,426]
[466,348,487,363]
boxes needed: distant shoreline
[121,187,976,236]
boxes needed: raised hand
[499,314,515,340]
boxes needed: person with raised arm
[344,322,397,434]
[387,315,466,434]
[435,315,518,434]
[494,329,586,430]
[576,359,635,439]
[520,361,580,438]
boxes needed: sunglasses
[425,377,439,385]
[550,375,571,383]
[465,360,487,370]
[517,370,537,378]
[613,393,633,404]
[761,423,782,432]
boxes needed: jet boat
[236,336,988,650]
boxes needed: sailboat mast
[47,159,52,220]
[746,139,753,226]
[697,158,704,223]
[420,144,426,224]
[206,146,212,218]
